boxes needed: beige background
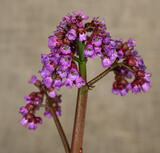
[0,0,160,153]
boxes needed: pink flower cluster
[19,10,151,130]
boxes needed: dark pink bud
[127,57,136,66]
[35,117,42,124]
[138,78,145,85]
[113,81,118,89]
[120,78,128,86]
[29,92,36,100]
[25,113,33,121]
[26,103,34,111]
[117,84,124,90]
[136,70,145,77]
[124,49,131,56]
[78,27,85,34]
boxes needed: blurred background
[0,0,160,153]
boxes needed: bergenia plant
[19,10,151,153]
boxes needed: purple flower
[120,89,128,96]
[112,89,120,95]
[49,90,57,98]
[92,36,102,47]
[63,15,71,22]
[43,77,53,88]
[53,79,63,90]
[141,82,151,92]
[50,53,60,65]
[110,53,117,61]
[127,38,136,48]
[57,69,68,78]
[28,122,37,130]
[41,54,49,65]
[77,22,83,27]
[68,68,79,81]
[84,44,94,57]
[144,73,152,82]
[39,68,51,79]
[24,96,32,104]
[19,118,28,127]
[44,109,52,118]
[56,106,61,117]
[72,10,89,20]
[19,106,28,116]
[115,40,123,49]
[131,50,138,56]
[75,77,85,88]
[60,45,71,54]
[66,29,77,41]
[29,75,37,84]
[60,55,72,67]
[126,83,132,91]
[45,64,55,72]
[126,71,133,79]
[132,85,140,94]
[64,79,73,88]
[104,46,114,56]
[48,36,57,49]
[101,57,112,68]
[117,50,124,59]
[103,37,111,44]
[120,69,126,74]
[94,47,103,57]
[79,33,87,42]
[34,97,43,105]
[109,40,116,48]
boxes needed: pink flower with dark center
[49,90,57,98]
[66,29,77,41]
[60,45,71,54]
[92,36,102,47]
[101,57,112,68]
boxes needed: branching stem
[87,62,134,87]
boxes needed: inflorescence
[19,10,151,130]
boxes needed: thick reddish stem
[71,86,88,153]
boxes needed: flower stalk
[43,87,70,153]
[71,42,88,153]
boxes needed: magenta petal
[64,79,73,88]
[132,85,140,94]
[29,75,37,84]
[120,89,128,96]
[101,58,112,68]
[49,90,57,98]
[141,83,151,92]
[28,122,37,130]
[79,33,87,42]
[112,89,120,95]
[19,106,28,116]
[75,77,85,88]
[44,110,52,118]
[19,118,28,127]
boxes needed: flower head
[19,10,151,131]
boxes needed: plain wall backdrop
[0,0,160,153]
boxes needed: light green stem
[71,42,88,153]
